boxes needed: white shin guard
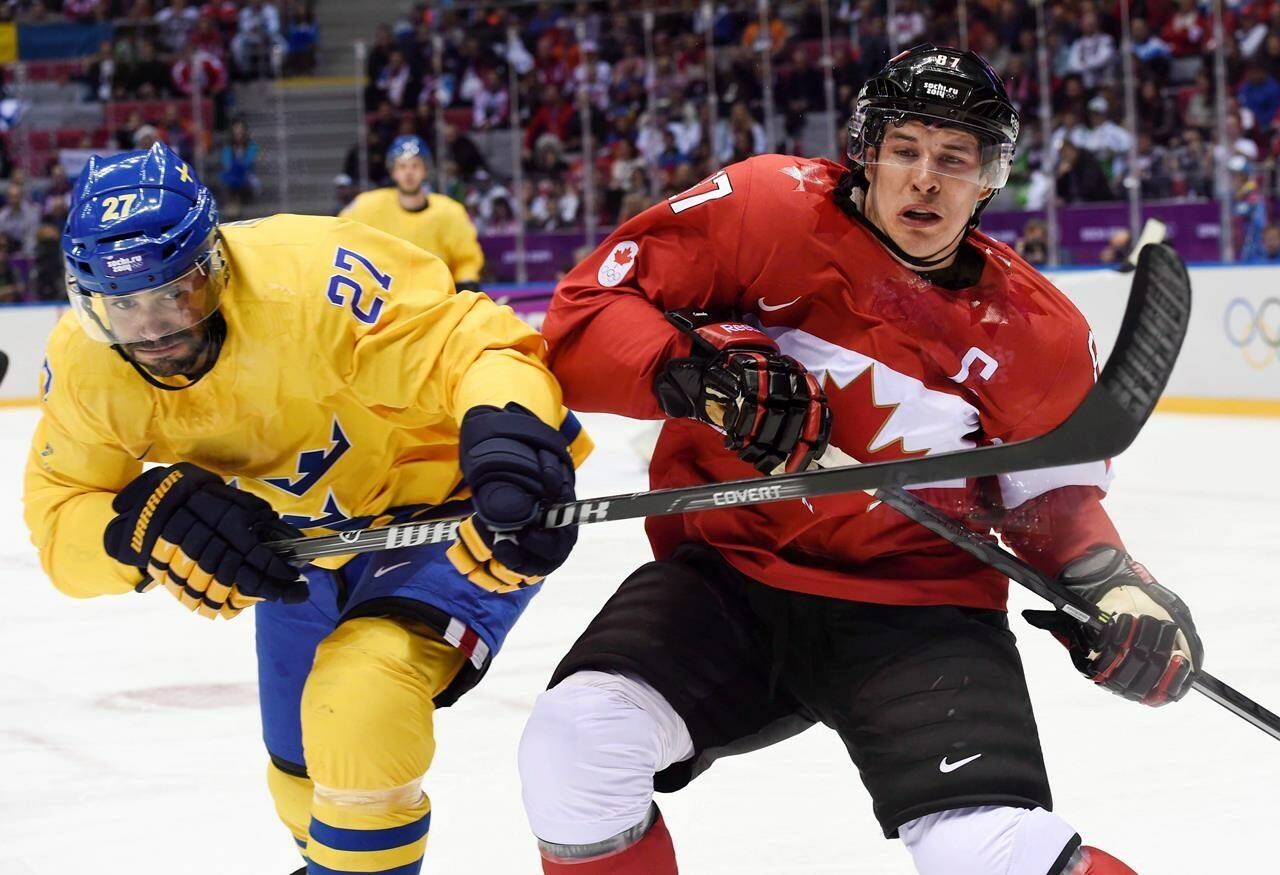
[900,805,1080,875]
[518,670,695,848]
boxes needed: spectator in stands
[1260,223,1280,260]
[1232,157,1269,260]
[606,138,643,219]
[553,177,580,228]
[376,50,416,109]
[333,173,356,214]
[114,110,145,151]
[472,68,509,130]
[0,246,19,304]
[1098,228,1133,265]
[218,118,261,220]
[1015,218,1050,266]
[159,104,195,162]
[40,164,72,228]
[713,101,765,163]
[1071,96,1133,178]
[232,0,285,79]
[1056,141,1113,202]
[30,220,63,302]
[1135,131,1173,199]
[366,23,395,84]
[172,44,230,98]
[573,41,611,111]
[528,133,569,181]
[1238,5,1269,61]
[1238,63,1280,130]
[656,128,690,179]
[83,39,115,102]
[133,124,160,150]
[444,123,488,180]
[1131,18,1172,77]
[285,1,318,76]
[1067,11,1116,88]
[0,182,39,256]
[485,196,520,235]
[1162,0,1207,59]
[888,0,925,51]
[617,166,652,223]
[1138,79,1179,144]
[123,38,173,99]
[526,178,555,230]
[524,84,580,158]
[1169,128,1213,198]
[157,0,200,55]
[188,15,227,59]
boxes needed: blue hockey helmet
[62,141,227,344]
[387,134,431,169]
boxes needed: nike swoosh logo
[939,753,983,773]
[757,296,801,312]
[373,561,412,578]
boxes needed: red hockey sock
[540,813,677,874]
[1066,846,1138,874]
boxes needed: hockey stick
[875,486,1280,742]
[0,349,8,387]
[267,243,1190,564]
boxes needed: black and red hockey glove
[653,309,831,475]
[104,463,308,619]
[1024,546,1203,706]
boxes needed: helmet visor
[67,248,226,344]
[861,113,1014,189]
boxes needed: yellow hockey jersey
[24,214,591,599]
[341,189,485,286]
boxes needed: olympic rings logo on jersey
[1223,297,1280,369]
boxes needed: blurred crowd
[351,0,1280,260]
[0,163,75,303]
[3,1,318,85]
[0,0,303,300]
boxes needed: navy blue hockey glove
[448,402,577,593]
[1024,547,1203,706]
[654,309,831,475]
[103,463,309,620]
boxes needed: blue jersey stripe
[309,810,431,853]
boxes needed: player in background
[24,141,591,875]
[341,134,486,292]
[518,45,1200,875]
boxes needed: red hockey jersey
[545,155,1123,610]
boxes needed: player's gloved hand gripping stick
[268,243,1190,565]
[873,484,1280,743]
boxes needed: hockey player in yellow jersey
[25,141,591,874]
[341,134,486,291]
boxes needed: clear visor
[865,117,1013,190]
[67,250,226,344]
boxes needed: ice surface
[2,407,1277,874]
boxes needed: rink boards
[2,264,1278,412]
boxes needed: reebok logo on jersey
[938,753,983,773]
[598,241,638,287]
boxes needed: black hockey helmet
[847,44,1020,191]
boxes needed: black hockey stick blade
[876,486,1280,743]
[270,243,1190,564]
[0,349,8,387]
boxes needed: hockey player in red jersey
[517,45,1200,874]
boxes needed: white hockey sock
[900,805,1079,875]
